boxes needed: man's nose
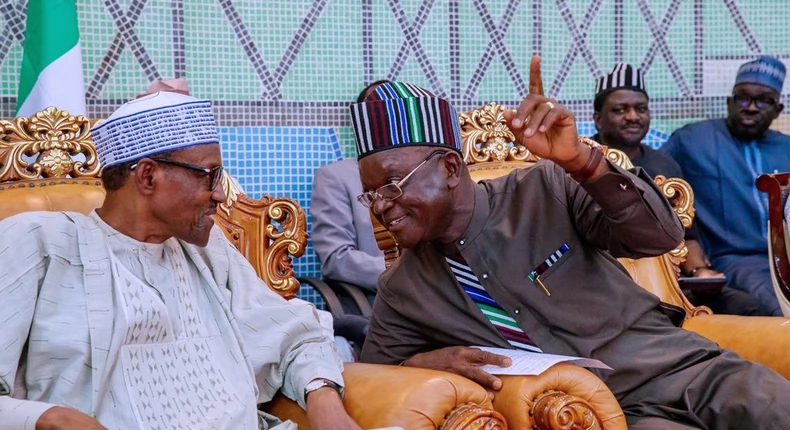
[211,182,228,205]
[371,197,393,215]
[624,108,640,121]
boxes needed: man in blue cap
[661,55,790,316]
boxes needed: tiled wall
[3,1,789,150]
[1,0,786,306]
[221,126,343,306]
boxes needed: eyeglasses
[131,158,225,192]
[732,94,778,109]
[357,150,446,208]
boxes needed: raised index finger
[528,55,544,96]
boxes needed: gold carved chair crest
[0,107,306,299]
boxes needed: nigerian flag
[16,0,85,117]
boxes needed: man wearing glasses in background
[662,55,790,316]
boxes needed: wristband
[569,137,605,183]
[304,378,344,400]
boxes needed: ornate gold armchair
[0,107,506,430]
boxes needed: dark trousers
[685,286,763,316]
[716,254,781,316]
[592,310,790,429]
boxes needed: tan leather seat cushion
[0,180,106,221]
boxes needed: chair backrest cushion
[0,180,106,221]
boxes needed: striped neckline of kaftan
[446,257,542,353]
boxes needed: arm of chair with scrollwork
[215,187,308,300]
[491,363,626,430]
[262,363,506,429]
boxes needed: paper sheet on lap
[474,346,613,375]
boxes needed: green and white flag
[16,0,85,117]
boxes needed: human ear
[443,152,464,188]
[132,159,158,196]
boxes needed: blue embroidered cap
[735,56,786,94]
[92,92,219,168]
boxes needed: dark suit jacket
[311,158,385,291]
[360,160,727,401]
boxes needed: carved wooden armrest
[655,176,696,265]
[263,363,505,429]
[215,193,307,299]
[441,403,507,429]
[493,364,626,430]
[530,390,601,430]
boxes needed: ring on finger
[544,101,555,110]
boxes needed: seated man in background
[591,63,762,315]
[0,92,360,430]
[661,55,790,316]
[312,80,390,296]
[356,60,790,429]
[312,81,390,355]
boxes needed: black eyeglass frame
[130,157,225,191]
[731,93,779,110]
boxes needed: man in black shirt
[591,63,762,315]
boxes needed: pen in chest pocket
[528,243,570,297]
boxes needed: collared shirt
[660,119,790,262]
[361,160,685,397]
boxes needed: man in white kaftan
[0,92,359,430]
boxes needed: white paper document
[473,346,613,376]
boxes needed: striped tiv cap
[349,82,462,159]
[595,63,647,97]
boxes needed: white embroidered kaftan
[0,211,343,429]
